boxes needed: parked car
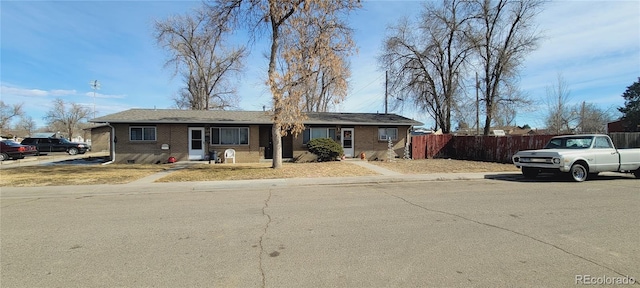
[20,137,89,155]
[512,134,640,182]
[0,140,38,161]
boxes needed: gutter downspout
[101,122,116,165]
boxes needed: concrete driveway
[1,177,638,287]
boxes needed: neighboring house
[608,119,626,133]
[30,132,58,138]
[90,109,422,164]
[455,126,544,136]
[85,124,111,153]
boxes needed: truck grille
[519,157,553,164]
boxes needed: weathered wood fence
[609,132,640,148]
[411,134,555,163]
[412,133,640,163]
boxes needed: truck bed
[618,148,640,171]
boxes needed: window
[211,127,249,145]
[378,128,398,141]
[594,136,613,149]
[544,136,593,149]
[130,126,156,141]
[303,127,337,144]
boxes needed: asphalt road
[1,177,638,287]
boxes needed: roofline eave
[91,120,422,126]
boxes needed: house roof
[90,109,423,126]
[30,132,57,138]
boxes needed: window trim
[378,127,399,141]
[210,127,250,146]
[129,126,157,141]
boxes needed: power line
[350,73,385,96]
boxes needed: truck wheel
[68,147,79,155]
[634,169,640,179]
[570,163,588,182]
[522,167,538,179]
[0,153,8,161]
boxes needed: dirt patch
[369,159,519,174]
[157,161,378,182]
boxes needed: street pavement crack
[258,189,273,288]
[384,191,634,280]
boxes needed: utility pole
[475,72,479,136]
[580,101,585,133]
[384,71,388,114]
[89,80,100,119]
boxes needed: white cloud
[1,85,81,98]
[524,1,639,71]
[50,89,78,96]
[1,85,48,97]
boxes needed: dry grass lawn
[370,159,519,174]
[0,165,168,187]
[0,159,519,187]
[157,162,378,182]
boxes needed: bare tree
[492,81,530,127]
[210,0,360,168]
[544,74,575,134]
[452,94,478,132]
[0,101,24,136]
[578,102,614,134]
[297,13,354,112]
[380,0,475,133]
[472,0,543,135]
[15,116,37,138]
[155,6,245,110]
[44,98,91,140]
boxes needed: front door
[341,128,354,158]
[188,127,205,160]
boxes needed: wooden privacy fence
[609,132,640,148]
[411,134,555,163]
[410,134,453,159]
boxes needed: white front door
[341,128,354,158]
[188,127,205,160]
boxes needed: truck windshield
[544,137,593,149]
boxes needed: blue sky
[1,0,639,130]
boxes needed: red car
[0,140,38,161]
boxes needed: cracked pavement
[2,178,639,287]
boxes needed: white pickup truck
[512,134,640,182]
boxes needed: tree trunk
[267,7,282,169]
[483,113,492,136]
[271,122,282,169]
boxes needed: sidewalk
[344,159,403,176]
